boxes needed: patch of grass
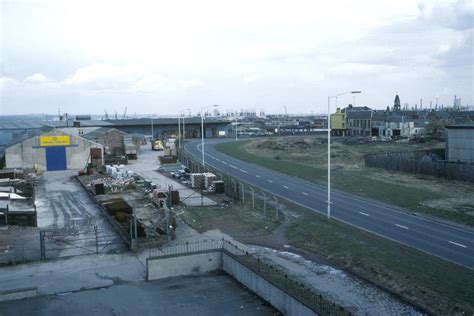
[179,199,282,236]
[216,140,474,226]
[214,140,474,314]
[281,201,474,315]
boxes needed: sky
[0,0,473,116]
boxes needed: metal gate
[40,226,125,260]
[45,146,67,171]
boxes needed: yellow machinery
[151,140,164,151]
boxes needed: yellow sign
[40,135,71,147]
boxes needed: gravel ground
[251,245,421,316]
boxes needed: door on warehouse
[45,146,67,171]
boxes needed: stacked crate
[190,173,205,189]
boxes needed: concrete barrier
[0,287,38,302]
[222,253,315,316]
[147,251,222,280]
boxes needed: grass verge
[215,140,474,314]
[280,199,474,315]
[216,141,474,226]
[179,198,283,236]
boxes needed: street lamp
[177,108,190,149]
[181,109,190,142]
[201,105,219,167]
[327,91,361,219]
[151,116,154,140]
[235,118,238,141]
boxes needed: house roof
[81,127,124,141]
[347,111,372,119]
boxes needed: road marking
[359,212,370,217]
[283,185,289,189]
[268,180,273,183]
[302,192,308,196]
[229,164,238,169]
[395,224,408,230]
[449,241,467,248]
[256,175,260,178]
[239,169,248,173]
[215,158,221,162]
[222,161,228,165]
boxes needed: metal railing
[148,239,224,258]
[148,239,351,316]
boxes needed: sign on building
[39,135,71,147]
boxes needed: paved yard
[127,145,217,207]
[0,272,277,316]
[35,171,125,259]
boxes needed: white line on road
[283,185,289,189]
[222,161,228,165]
[302,192,308,196]
[395,224,408,230]
[448,241,467,248]
[239,169,249,173]
[229,164,238,169]
[359,212,370,217]
[256,175,260,178]
[268,180,273,183]
[215,158,221,162]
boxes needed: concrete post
[231,179,237,200]
[273,196,279,221]
[250,186,255,210]
[239,182,245,206]
[261,191,266,216]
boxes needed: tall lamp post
[201,105,219,167]
[151,116,154,140]
[327,91,361,219]
[177,108,190,149]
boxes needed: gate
[40,226,125,260]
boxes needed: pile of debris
[106,165,136,179]
[87,165,138,194]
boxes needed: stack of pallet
[190,173,205,189]
[203,173,217,190]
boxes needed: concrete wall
[5,131,103,171]
[147,251,222,280]
[222,253,315,316]
[446,128,474,162]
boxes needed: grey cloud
[419,0,474,30]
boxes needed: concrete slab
[0,252,146,296]
[0,272,277,316]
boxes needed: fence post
[231,179,237,200]
[239,182,245,206]
[94,225,99,254]
[273,196,279,221]
[261,191,267,216]
[250,186,255,210]
[39,230,45,260]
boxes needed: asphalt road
[184,140,474,269]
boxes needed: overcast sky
[0,0,473,116]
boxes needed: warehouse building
[5,130,103,171]
[445,123,474,163]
